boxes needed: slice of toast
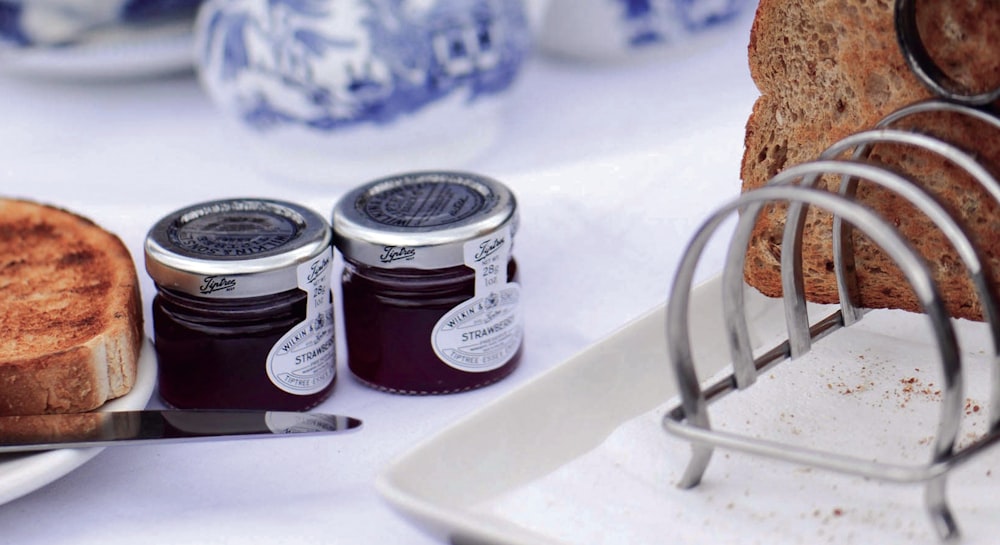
[0,198,143,415]
[741,0,1000,321]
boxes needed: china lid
[331,171,518,269]
[145,198,331,298]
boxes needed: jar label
[266,247,337,395]
[432,225,522,373]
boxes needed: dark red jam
[333,171,522,394]
[146,198,336,411]
[152,287,335,410]
[341,259,521,394]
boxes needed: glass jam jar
[332,171,523,394]
[145,198,336,410]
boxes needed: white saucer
[0,339,158,506]
[0,21,194,80]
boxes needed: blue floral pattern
[616,0,746,48]
[121,0,202,23]
[0,3,26,46]
[198,0,529,132]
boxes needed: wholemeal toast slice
[741,0,1000,321]
[0,198,143,415]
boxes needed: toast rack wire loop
[894,0,1000,106]
[662,108,1000,539]
[830,99,1000,329]
[662,5,1000,537]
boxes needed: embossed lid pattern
[331,171,518,270]
[145,199,331,298]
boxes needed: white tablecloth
[0,13,758,544]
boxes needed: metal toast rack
[661,0,1000,540]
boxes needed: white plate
[377,275,999,544]
[0,338,157,506]
[0,22,193,80]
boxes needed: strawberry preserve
[145,199,336,410]
[332,171,523,394]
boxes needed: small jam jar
[332,171,523,394]
[145,198,336,410]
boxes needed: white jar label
[266,247,337,394]
[432,225,523,373]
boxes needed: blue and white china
[537,0,754,62]
[196,0,530,137]
[0,0,202,47]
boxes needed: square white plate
[376,275,999,544]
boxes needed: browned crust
[0,198,143,415]
[0,412,105,441]
[0,411,141,442]
[741,0,1000,321]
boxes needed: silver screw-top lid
[332,171,518,270]
[145,198,332,298]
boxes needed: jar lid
[332,171,518,269]
[145,198,332,298]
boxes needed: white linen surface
[483,310,999,545]
[0,12,756,544]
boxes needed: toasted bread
[741,0,1000,321]
[0,198,143,415]
[0,412,140,444]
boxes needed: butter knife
[0,410,362,453]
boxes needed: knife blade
[0,410,362,453]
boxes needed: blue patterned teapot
[196,0,531,134]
